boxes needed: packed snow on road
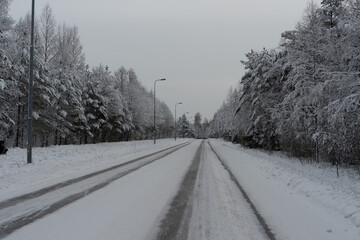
[0,139,359,240]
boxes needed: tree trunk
[316,142,318,163]
[55,129,58,145]
[21,107,25,148]
[15,105,21,148]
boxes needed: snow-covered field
[0,139,188,202]
[210,139,360,240]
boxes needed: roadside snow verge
[0,139,188,202]
[210,139,360,240]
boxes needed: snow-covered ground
[1,138,359,240]
[2,140,200,240]
[210,139,360,240]
[0,139,188,202]
[186,142,268,239]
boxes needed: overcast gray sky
[9,0,321,120]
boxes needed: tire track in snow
[208,141,276,240]
[157,140,275,240]
[0,141,191,211]
[0,140,193,239]
[156,141,203,240]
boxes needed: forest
[0,1,174,147]
[1,0,359,170]
[209,0,360,168]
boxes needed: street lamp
[27,0,35,164]
[174,102,182,141]
[154,78,166,144]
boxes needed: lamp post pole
[154,78,166,144]
[174,102,182,141]
[27,0,35,164]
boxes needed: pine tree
[177,114,192,138]
[0,0,15,140]
[319,0,344,28]
[52,24,87,144]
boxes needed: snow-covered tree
[10,13,57,147]
[157,101,174,139]
[52,24,87,144]
[83,65,133,143]
[193,112,202,138]
[40,4,56,65]
[234,49,284,149]
[1,2,175,149]
[318,0,344,28]
[209,85,243,141]
[0,0,15,141]
[177,114,192,138]
[212,0,360,168]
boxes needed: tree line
[209,0,360,169]
[173,112,210,139]
[0,1,173,147]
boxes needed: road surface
[156,140,272,240]
[1,140,272,240]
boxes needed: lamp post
[27,0,35,164]
[154,78,166,144]
[174,102,182,141]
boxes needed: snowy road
[186,142,273,240]
[2,139,358,239]
[0,140,193,238]
[156,141,271,240]
[1,140,271,240]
